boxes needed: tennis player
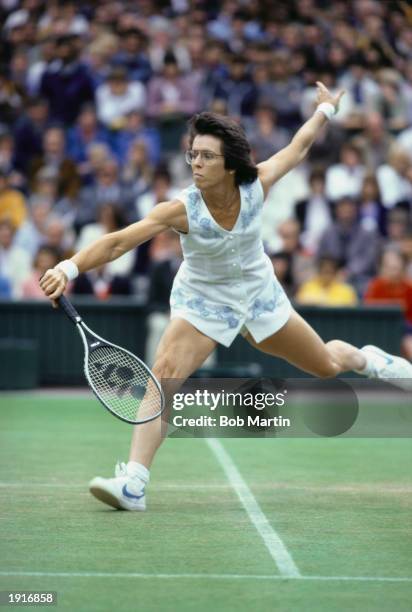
[40,82,412,511]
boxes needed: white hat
[3,9,29,32]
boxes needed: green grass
[0,394,411,611]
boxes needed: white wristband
[55,260,79,281]
[316,102,336,120]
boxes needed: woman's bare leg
[129,318,217,468]
[244,310,366,376]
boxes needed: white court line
[206,438,301,579]
[0,571,411,583]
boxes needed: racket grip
[58,295,82,323]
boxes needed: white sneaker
[89,461,148,511]
[359,345,412,391]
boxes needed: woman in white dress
[40,82,412,511]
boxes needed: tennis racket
[58,295,165,424]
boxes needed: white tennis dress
[170,178,292,347]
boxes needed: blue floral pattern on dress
[250,282,283,320]
[240,183,261,230]
[187,188,221,238]
[187,188,201,223]
[171,288,239,329]
[199,217,221,238]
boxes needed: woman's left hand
[316,81,345,113]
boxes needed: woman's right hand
[39,268,68,307]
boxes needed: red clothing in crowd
[364,278,412,324]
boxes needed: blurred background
[1,0,412,386]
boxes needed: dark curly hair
[188,112,258,186]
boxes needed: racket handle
[58,295,82,323]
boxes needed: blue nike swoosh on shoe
[378,352,394,365]
[122,484,145,500]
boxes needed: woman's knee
[152,353,180,379]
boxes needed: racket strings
[87,345,162,422]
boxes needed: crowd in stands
[1,0,412,356]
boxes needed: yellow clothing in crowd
[296,278,358,306]
[0,189,27,229]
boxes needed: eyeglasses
[185,150,224,165]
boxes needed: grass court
[0,393,411,611]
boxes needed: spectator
[269,251,295,297]
[14,197,52,257]
[96,65,146,130]
[294,168,333,254]
[112,27,152,83]
[261,166,308,253]
[198,40,228,110]
[337,53,380,128]
[66,104,109,170]
[2,9,32,65]
[212,53,257,119]
[376,146,412,209]
[325,143,366,201]
[146,229,182,365]
[364,249,412,359]
[0,274,11,297]
[358,174,387,235]
[121,140,154,202]
[399,230,412,278]
[296,256,358,306]
[373,69,409,132]
[76,203,134,278]
[112,110,161,166]
[30,126,80,199]
[9,48,30,98]
[0,218,31,297]
[0,65,22,126]
[146,52,198,151]
[13,97,49,173]
[29,166,59,208]
[0,131,23,188]
[85,32,119,88]
[76,158,130,229]
[42,215,74,258]
[352,112,395,171]
[147,16,191,73]
[247,105,289,163]
[397,122,412,159]
[300,20,328,73]
[401,59,412,124]
[148,230,182,311]
[40,34,95,125]
[136,167,179,220]
[385,206,411,250]
[317,196,381,294]
[20,245,61,299]
[306,119,346,167]
[0,169,27,229]
[275,218,316,288]
[26,34,57,95]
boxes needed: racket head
[85,340,164,425]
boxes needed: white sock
[355,352,374,376]
[127,461,150,483]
